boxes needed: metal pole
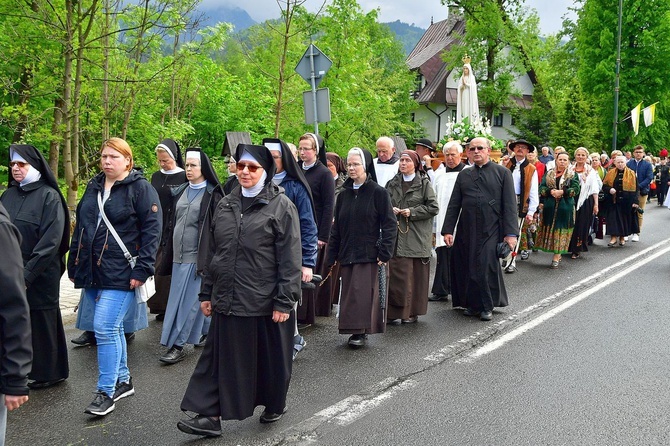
[612,0,623,151]
[308,44,319,134]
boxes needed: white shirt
[373,158,400,188]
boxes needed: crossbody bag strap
[97,191,135,268]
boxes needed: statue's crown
[462,54,471,65]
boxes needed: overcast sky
[203,0,579,35]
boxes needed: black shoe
[195,335,207,348]
[159,346,186,364]
[260,407,287,424]
[428,294,448,302]
[84,391,115,416]
[28,378,65,389]
[386,319,401,325]
[347,334,367,347]
[71,331,96,347]
[177,415,222,437]
[113,377,135,401]
[480,311,493,321]
[124,332,135,343]
[463,308,478,317]
[155,313,165,321]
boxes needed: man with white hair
[429,141,467,301]
[373,136,400,187]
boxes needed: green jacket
[386,173,439,258]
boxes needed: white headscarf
[239,151,267,197]
[11,150,41,187]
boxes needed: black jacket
[156,181,224,276]
[68,170,162,290]
[200,182,302,316]
[0,202,32,396]
[301,160,335,242]
[150,170,187,276]
[327,176,397,266]
[0,180,68,309]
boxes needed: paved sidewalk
[59,273,81,324]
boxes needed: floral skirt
[535,226,573,254]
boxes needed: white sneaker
[624,236,629,241]
[631,233,640,242]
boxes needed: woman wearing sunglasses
[178,144,301,437]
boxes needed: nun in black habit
[0,144,70,388]
[178,144,302,437]
[150,138,186,319]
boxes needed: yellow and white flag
[643,102,658,127]
[631,102,642,135]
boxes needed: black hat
[235,143,276,184]
[184,147,220,186]
[509,139,536,152]
[415,138,434,150]
[263,137,316,221]
[156,138,184,168]
[8,144,70,272]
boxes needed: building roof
[406,19,465,72]
[221,132,252,157]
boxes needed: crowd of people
[0,133,664,441]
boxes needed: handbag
[97,192,155,303]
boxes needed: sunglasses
[236,162,262,173]
[9,161,28,168]
[468,146,487,152]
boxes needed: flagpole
[612,0,623,150]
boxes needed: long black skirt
[181,312,293,420]
[29,308,69,382]
[148,274,171,314]
[431,246,452,297]
[568,196,594,254]
[299,245,332,322]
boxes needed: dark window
[493,113,503,127]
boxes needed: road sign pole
[308,44,319,134]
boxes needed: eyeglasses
[271,154,282,159]
[468,146,488,152]
[237,162,262,173]
[346,163,362,169]
[299,147,315,152]
[184,163,200,169]
[9,161,28,168]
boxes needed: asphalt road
[8,201,670,446]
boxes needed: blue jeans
[85,288,134,397]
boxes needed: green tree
[574,0,670,152]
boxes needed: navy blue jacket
[627,158,653,194]
[68,170,162,290]
[279,178,318,268]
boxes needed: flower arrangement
[437,116,504,151]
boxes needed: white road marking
[424,238,670,363]
[461,240,670,361]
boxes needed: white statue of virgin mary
[456,55,479,123]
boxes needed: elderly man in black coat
[442,137,518,321]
